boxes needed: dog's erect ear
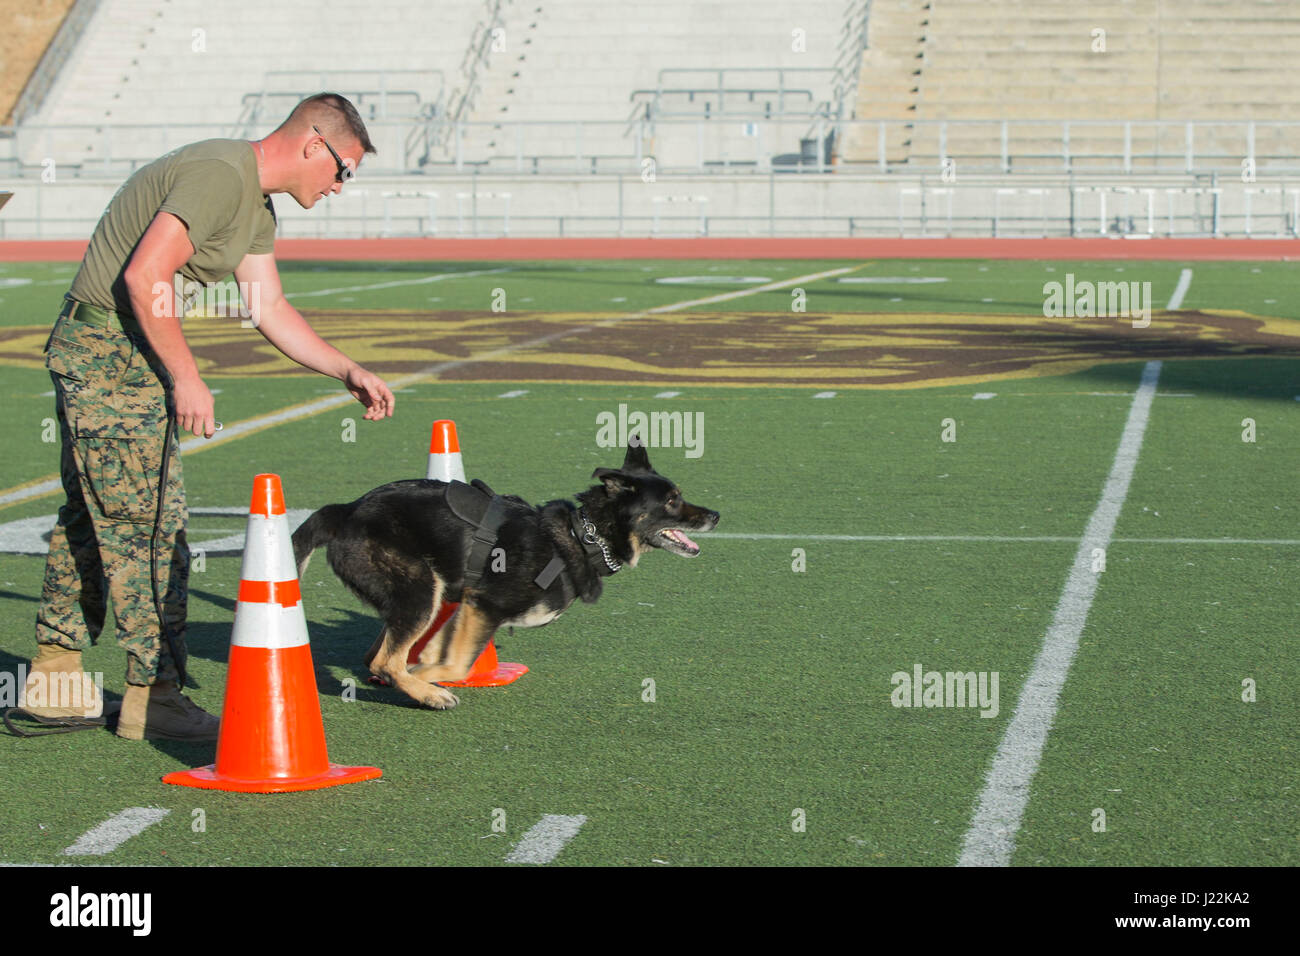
[622,435,655,474]
[592,467,637,495]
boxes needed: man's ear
[592,467,637,495]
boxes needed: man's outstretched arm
[234,252,395,421]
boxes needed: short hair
[280,93,377,155]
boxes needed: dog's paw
[420,687,460,710]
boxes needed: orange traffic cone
[164,475,382,793]
[406,420,527,687]
[426,418,465,483]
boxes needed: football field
[0,256,1295,867]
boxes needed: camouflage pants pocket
[71,410,166,524]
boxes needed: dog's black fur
[291,440,719,709]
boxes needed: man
[20,93,395,740]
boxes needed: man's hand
[171,372,217,438]
[345,364,396,421]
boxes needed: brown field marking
[2,308,1298,389]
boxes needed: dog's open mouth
[657,528,701,557]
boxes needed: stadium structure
[2,0,1299,239]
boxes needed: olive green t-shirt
[69,139,277,316]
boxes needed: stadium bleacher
[846,0,1300,171]
[2,0,1298,237]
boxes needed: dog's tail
[291,503,349,579]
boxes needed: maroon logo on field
[4,309,1298,386]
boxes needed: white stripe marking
[706,533,1077,543]
[62,807,171,856]
[505,814,588,864]
[644,267,856,313]
[958,360,1162,868]
[813,391,837,399]
[655,391,682,398]
[1166,268,1193,310]
[498,389,529,398]
[0,478,62,508]
[699,532,1299,545]
[973,392,997,400]
[283,267,511,300]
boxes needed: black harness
[443,480,620,594]
[446,480,513,591]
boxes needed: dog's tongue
[667,529,699,549]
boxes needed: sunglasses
[313,125,355,182]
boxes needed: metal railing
[440,0,509,139]
[833,0,872,109]
[627,68,840,130]
[232,69,445,137]
[4,117,1299,179]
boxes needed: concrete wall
[4,171,1298,240]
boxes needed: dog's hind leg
[368,577,461,710]
[407,601,497,686]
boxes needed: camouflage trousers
[35,304,189,686]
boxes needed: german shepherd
[291,440,719,710]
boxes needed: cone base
[437,661,529,688]
[407,603,529,687]
[163,763,382,794]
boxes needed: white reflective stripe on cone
[239,512,297,583]
[230,601,311,649]
[427,452,466,483]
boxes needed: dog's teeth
[662,529,699,550]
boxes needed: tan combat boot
[19,644,110,722]
[115,681,220,741]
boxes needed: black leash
[151,387,190,688]
[3,708,110,738]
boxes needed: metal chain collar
[578,510,622,573]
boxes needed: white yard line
[0,477,62,509]
[1166,268,1193,310]
[6,518,1294,556]
[61,807,171,857]
[698,533,1299,545]
[283,267,512,299]
[706,533,1080,543]
[958,360,1162,868]
[642,267,856,313]
[504,814,588,864]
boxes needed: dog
[291,439,719,710]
